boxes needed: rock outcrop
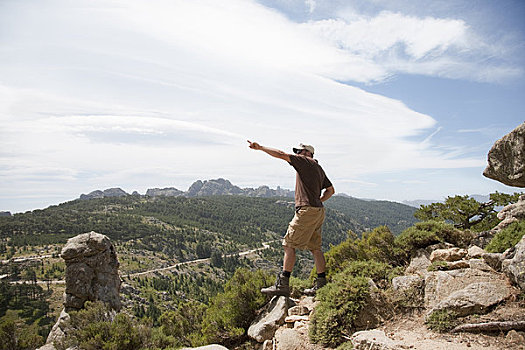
[80,179,295,200]
[423,268,512,310]
[473,195,525,247]
[428,281,513,317]
[261,296,324,350]
[79,188,129,200]
[483,122,525,187]
[61,231,121,311]
[502,235,525,290]
[185,179,295,198]
[186,179,243,197]
[493,195,525,232]
[253,230,524,349]
[429,247,467,262]
[146,187,184,197]
[39,232,121,350]
[351,330,399,350]
[248,296,294,343]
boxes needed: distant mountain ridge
[79,178,294,200]
[78,179,493,209]
[402,194,491,208]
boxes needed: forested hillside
[0,193,419,348]
[0,195,416,254]
[325,196,417,234]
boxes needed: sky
[1,0,524,213]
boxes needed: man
[247,140,335,297]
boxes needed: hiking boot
[304,276,327,296]
[261,272,290,297]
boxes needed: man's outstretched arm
[247,140,291,162]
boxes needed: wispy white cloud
[301,10,522,82]
[0,0,519,212]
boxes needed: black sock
[317,272,326,278]
[282,270,291,278]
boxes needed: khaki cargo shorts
[283,206,325,250]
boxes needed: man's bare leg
[283,246,296,273]
[311,249,326,274]
[304,249,327,296]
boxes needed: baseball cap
[293,143,315,155]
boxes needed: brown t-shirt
[289,154,332,208]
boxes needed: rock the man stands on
[247,141,335,296]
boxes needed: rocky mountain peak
[78,178,294,200]
[186,178,243,197]
[79,188,128,200]
[145,187,183,197]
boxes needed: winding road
[129,241,274,277]
[8,241,276,285]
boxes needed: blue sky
[1,0,524,213]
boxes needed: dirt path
[378,309,525,350]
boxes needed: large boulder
[38,232,121,350]
[405,249,432,276]
[61,231,121,311]
[424,268,509,309]
[502,235,525,290]
[248,296,293,343]
[483,122,525,187]
[351,330,400,350]
[427,281,513,317]
[273,328,313,350]
[430,248,467,263]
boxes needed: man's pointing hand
[247,140,262,150]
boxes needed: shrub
[158,300,207,348]
[323,231,361,277]
[60,301,151,350]
[425,309,458,332]
[200,268,273,345]
[0,311,44,350]
[323,227,400,278]
[486,220,525,253]
[309,272,370,347]
[394,221,471,263]
[337,260,403,286]
[354,226,397,264]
